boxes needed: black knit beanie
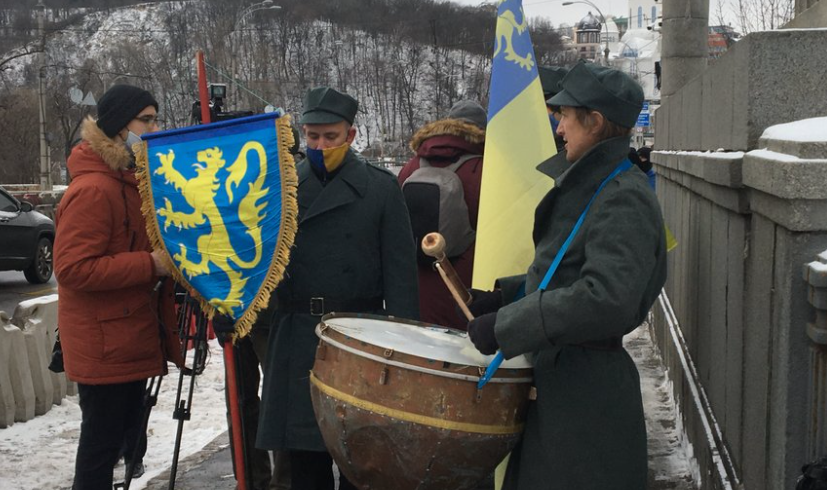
[96,84,159,138]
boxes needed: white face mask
[124,131,142,150]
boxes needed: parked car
[0,186,55,284]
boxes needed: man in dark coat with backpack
[397,100,486,330]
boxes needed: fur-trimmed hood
[79,116,134,171]
[409,118,485,153]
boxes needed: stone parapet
[654,29,827,152]
[651,116,827,489]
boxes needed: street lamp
[36,0,51,190]
[230,1,281,109]
[563,0,611,63]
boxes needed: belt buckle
[310,297,325,316]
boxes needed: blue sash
[477,158,633,389]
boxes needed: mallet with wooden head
[421,232,474,321]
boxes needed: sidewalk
[146,321,698,490]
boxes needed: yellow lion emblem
[154,142,269,314]
[494,1,534,71]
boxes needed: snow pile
[761,117,827,143]
[0,340,228,490]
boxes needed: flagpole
[195,49,249,490]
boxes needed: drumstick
[421,233,474,321]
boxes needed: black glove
[467,312,499,355]
[467,289,503,318]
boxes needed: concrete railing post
[804,251,827,461]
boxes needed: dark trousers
[73,380,147,490]
[119,424,147,466]
[226,332,277,490]
[290,450,357,490]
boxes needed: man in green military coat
[257,87,419,490]
[466,62,667,489]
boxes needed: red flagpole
[196,49,248,490]
[196,50,212,124]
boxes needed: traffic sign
[637,112,650,127]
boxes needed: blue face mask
[549,114,560,135]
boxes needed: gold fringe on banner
[135,115,299,343]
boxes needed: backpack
[798,457,827,490]
[402,154,479,266]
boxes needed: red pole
[223,340,248,490]
[196,50,211,124]
[196,50,247,490]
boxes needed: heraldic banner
[135,112,298,338]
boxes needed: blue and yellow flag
[472,0,557,289]
[136,113,298,338]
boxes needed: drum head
[320,315,532,369]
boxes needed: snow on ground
[0,320,698,489]
[0,340,228,490]
[762,117,827,142]
[626,320,700,489]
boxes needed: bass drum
[310,313,533,490]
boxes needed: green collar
[536,136,632,188]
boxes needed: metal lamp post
[563,0,611,64]
[230,0,281,110]
[36,1,52,190]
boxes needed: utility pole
[36,1,52,190]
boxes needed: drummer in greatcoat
[256,86,419,490]
[466,62,668,489]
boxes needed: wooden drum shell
[310,314,533,490]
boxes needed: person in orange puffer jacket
[54,84,184,490]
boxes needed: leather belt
[577,337,623,351]
[279,296,383,316]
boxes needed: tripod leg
[168,298,210,490]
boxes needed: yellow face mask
[307,142,350,174]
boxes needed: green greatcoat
[496,136,667,490]
[257,149,419,452]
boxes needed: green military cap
[299,86,359,125]
[547,61,644,128]
[538,65,569,100]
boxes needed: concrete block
[725,214,747,462]
[669,92,685,149]
[0,317,35,423]
[696,199,713,388]
[750,191,827,232]
[683,80,704,150]
[701,58,735,150]
[745,30,827,150]
[13,296,64,406]
[741,214,776,490]
[661,18,710,58]
[743,150,827,201]
[760,135,827,160]
[0,313,16,428]
[767,230,823,488]
[662,0,710,19]
[700,153,743,188]
[654,103,670,149]
[15,309,54,416]
[661,57,707,100]
[708,205,729,422]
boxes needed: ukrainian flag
[472,0,557,290]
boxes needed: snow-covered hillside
[1,0,493,158]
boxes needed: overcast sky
[451,0,734,29]
[451,0,633,27]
